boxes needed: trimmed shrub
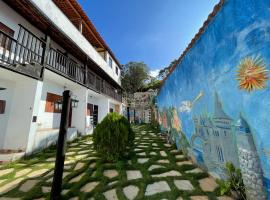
[93,112,135,161]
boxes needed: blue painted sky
[78,0,219,75]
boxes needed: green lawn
[0,125,232,200]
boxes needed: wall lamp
[54,95,79,110]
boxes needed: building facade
[0,0,122,161]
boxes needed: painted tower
[191,93,239,178]
[236,115,267,200]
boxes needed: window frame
[109,57,113,68]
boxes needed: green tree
[157,59,178,80]
[122,62,149,93]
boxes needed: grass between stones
[0,124,225,200]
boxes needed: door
[93,105,98,126]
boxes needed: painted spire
[214,92,230,119]
[236,114,267,200]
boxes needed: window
[0,100,6,114]
[45,92,62,113]
[115,66,119,75]
[110,108,114,113]
[109,57,113,68]
[87,103,93,116]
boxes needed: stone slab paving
[137,158,149,164]
[123,185,139,200]
[145,181,171,196]
[148,164,165,171]
[103,169,118,179]
[0,168,14,176]
[0,178,24,194]
[199,177,218,192]
[14,168,32,178]
[103,189,118,200]
[126,170,142,180]
[0,125,229,200]
[160,151,167,157]
[190,196,209,200]
[19,179,39,192]
[80,181,99,192]
[151,170,182,178]
[174,180,194,191]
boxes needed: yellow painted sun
[236,56,269,92]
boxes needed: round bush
[93,112,135,161]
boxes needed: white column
[71,88,88,135]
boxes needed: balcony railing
[0,25,45,78]
[0,26,122,102]
[46,48,85,85]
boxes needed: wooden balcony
[0,25,45,79]
[0,26,122,102]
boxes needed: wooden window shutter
[45,92,62,113]
[0,100,6,114]
[87,103,93,116]
[0,22,14,37]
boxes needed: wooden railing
[0,26,122,102]
[0,25,45,78]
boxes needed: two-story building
[0,0,123,161]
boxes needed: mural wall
[156,0,270,199]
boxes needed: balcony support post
[84,57,88,85]
[40,34,50,80]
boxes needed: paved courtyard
[0,125,233,200]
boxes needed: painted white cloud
[149,69,160,78]
[178,101,192,113]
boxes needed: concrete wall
[157,0,270,198]
[0,69,42,151]
[37,81,63,130]
[0,79,15,149]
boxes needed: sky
[78,0,219,77]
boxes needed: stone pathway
[0,125,233,199]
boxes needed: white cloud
[149,69,160,78]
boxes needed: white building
[0,0,123,161]
[133,89,157,123]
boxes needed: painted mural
[157,0,270,199]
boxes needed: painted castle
[191,93,266,199]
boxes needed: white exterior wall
[71,88,88,135]
[37,81,63,130]
[0,79,15,149]
[29,0,121,85]
[0,69,42,151]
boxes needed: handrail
[0,28,122,101]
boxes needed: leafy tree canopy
[122,62,149,94]
[157,59,178,80]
